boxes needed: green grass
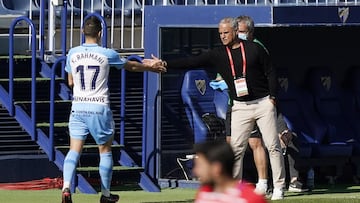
[76,166,143,172]
[0,188,196,203]
[0,184,359,203]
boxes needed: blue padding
[127,54,143,62]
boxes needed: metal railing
[49,56,66,161]
[3,0,359,55]
[9,16,37,140]
[53,0,145,51]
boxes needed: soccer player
[61,16,166,203]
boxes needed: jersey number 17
[76,65,100,90]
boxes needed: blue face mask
[238,33,248,40]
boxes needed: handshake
[142,54,168,73]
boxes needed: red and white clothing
[195,182,267,203]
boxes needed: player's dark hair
[83,16,102,38]
[194,140,235,177]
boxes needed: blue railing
[61,0,69,78]
[49,56,67,161]
[120,69,126,145]
[125,55,148,168]
[9,16,37,140]
[39,0,45,60]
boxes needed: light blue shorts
[69,103,114,145]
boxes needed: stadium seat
[277,67,353,180]
[72,0,111,15]
[33,0,84,18]
[33,0,48,14]
[307,67,357,144]
[208,0,243,4]
[1,0,40,16]
[184,0,206,5]
[181,69,228,143]
[208,0,242,4]
[105,0,142,16]
[279,0,298,4]
[307,0,337,3]
[239,0,267,4]
[344,66,360,135]
[342,66,360,155]
[303,67,354,166]
[276,68,318,158]
[146,0,180,5]
[0,0,19,15]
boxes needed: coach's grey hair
[219,17,238,31]
[236,15,255,38]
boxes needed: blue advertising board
[273,6,360,25]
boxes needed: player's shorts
[226,106,262,138]
[69,103,114,145]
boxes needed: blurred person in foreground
[193,141,267,203]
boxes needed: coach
[145,17,285,200]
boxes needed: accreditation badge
[234,77,249,97]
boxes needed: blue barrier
[39,0,45,60]
[120,66,127,146]
[127,54,147,168]
[9,16,37,140]
[49,56,67,161]
[61,0,68,78]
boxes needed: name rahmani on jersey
[71,52,106,65]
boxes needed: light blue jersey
[66,43,127,144]
[66,43,127,106]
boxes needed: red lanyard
[226,41,246,79]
